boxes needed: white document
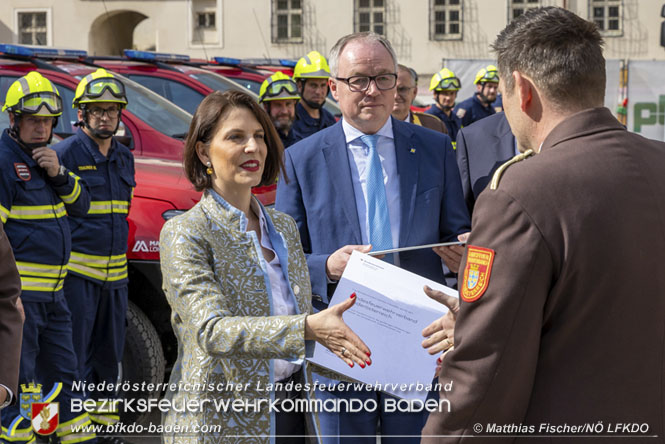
[309,251,458,401]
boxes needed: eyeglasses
[17,92,63,115]
[434,77,461,91]
[396,86,415,96]
[334,73,398,92]
[87,106,121,119]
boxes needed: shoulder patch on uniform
[489,149,535,190]
[14,163,30,181]
[456,108,467,119]
[461,246,495,302]
[78,165,97,171]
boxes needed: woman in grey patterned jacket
[159,90,371,444]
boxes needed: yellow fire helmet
[73,68,128,108]
[293,51,331,80]
[259,72,300,103]
[474,65,499,85]
[429,68,461,92]
[2,71,63,117]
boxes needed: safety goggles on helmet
[434,76,461,91]
[14,91,63,116]
[263,80,299,99]
[479,70,499,84]
[81,77,127,102]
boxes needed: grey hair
[398,64,418,86]
[328,32,398,77]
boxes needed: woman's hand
[305,293,372,369]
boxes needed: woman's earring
[206,161,213,175]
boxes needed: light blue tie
[360,134,393,258]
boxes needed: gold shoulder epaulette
[489,149,535,190]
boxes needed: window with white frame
[355,0,386,36]
[17,11,48,45]
[196,11,215,29]
[510,0,540,20]
[430,0,462,41]
[272,0,303,43]
[590,0,621,35]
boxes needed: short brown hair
[183,90,285,191]
[492,7,605,111]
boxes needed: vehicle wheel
[120,300,166,425]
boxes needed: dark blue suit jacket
[456,112,516,214]
[275,118,470,303]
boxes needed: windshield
[189,71,261,101]
[114,74,192,138]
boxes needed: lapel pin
[409,148,416,154]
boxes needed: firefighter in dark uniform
[422,7,665,441]
[424,68,463,142]
[453,65,499,127]
[258,72,300,149]
[54,69,135,431]
[0,72,95,444]
[291,50,336,140]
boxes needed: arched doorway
[88,10,148,56]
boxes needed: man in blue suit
[456,112,518,214]
[276,31,470,443]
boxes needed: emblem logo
[19,383,43,420]
[31,402,59,435]
[461,246,495,302]
[14,163,31,181]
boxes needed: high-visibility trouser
[56,412,96,444]
[0,202,66,224]
[15,261,67,293]
[1,416,34,444]
[68,251,127,282]
[88,401,119,427]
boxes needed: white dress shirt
[342,118,401,252]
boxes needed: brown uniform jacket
[0,223,23,412]
[422,108,665,443]
[411,111,448,135]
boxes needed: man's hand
[325,244,372,280]
[16,297,25,323]
[433,232,470,273]
[0,386,7,407]
[32,147,61,177]
[421,285,460,376]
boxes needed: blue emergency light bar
[213,57,242,66]
[124,50,190,63]
[241,58,297,68]
[0,44,87,59]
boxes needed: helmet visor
[17,92,63,116]
[436,77,461,91]
[480,70,499,83]
[264,80,299,99]
[85,78,127,101]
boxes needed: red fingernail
[365,351,371,357]
[437,357,442,364]
[348,362,354,368]
[366,360,371,366]
[359,362,365,368]
[350,292,356,299]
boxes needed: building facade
[1,0,663,74]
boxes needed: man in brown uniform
[421,7,665,442]
[0,223,23,423]
[392,64,448,135]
